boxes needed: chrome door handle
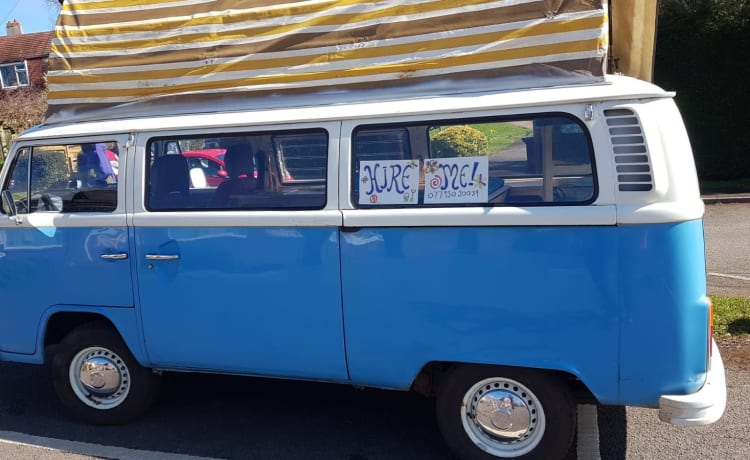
[145,254,180,261]
[100,253,128,260]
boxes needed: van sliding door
[130,123,348,381]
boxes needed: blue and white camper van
[0,75,726,459]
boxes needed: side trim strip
[343,205,616,227]
[131,210,343,227]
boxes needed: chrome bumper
[658,340,727,426]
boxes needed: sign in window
[352,115,595,207]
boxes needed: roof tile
[0,31,53,64]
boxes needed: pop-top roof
[46,0,609,124]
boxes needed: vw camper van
[0,74,725,459]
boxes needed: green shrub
[431,126,489,158]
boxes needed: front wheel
[51,322,160,424]
[436,365,575,460]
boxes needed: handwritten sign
[424,157,488,204]
[359,159,420,205]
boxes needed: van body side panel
[341,225,620,400]
[618,218,709,405]
[0,350,45,364]
[134,226,349,381]
[41,304,146,362]
[0,225,133,354]
[0,304,142,365]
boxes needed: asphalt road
[0,202,748,459]
[1,361,748,460]
[704,202,750,297]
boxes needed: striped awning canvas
[46,0,608,123]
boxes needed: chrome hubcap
[80,356,121,393]
[474,390,532,440]
[461,377,545,457]
[69,347,131,410]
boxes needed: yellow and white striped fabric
[47,0,608,121]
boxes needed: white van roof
[20,75,671,142]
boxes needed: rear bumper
[658,340,727,426]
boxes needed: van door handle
[145,254,180,261]
[100,253,128,260]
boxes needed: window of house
[352,114,596,207]
[0,62,30,89]
[146,129,328,211]
[1,143,119,214]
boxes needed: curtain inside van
[46,0,608,123]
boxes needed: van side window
[2,148,30,214]
[146,129,328,211]
[274,133,328,183]
[354,128,410,163]
[352,115,596,207]
[1,143,118,214]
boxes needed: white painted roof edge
[20,75,670,141]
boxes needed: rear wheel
[436,365,575,460]
[51,322,160,424]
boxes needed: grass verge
[713,295,750,338]
[471,122,531,153]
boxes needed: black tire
[51,321,160,424]
[436,364,575,460]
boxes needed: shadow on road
[0,362,631,459]
[0,362,451,459]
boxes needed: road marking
[576,404,601,460]
[0,430,221,460]
[708,272,750,281]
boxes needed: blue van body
[0,219,709,407]
[0,77,725,453]
[342,219,709,406]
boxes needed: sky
[0,0,60,35]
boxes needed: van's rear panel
[608,97,710,405]
[617,218,710,405]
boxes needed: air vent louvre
[604,109,653,192]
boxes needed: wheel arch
[410,361,599,405]
[40,306,148,366]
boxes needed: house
[0,20,53,157]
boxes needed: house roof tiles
[0,31,53,64]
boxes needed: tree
[1,0,59,162]
[0,88,47,165]
[0,89,47,134]
[655,0,750,179]
[659,0,749,34]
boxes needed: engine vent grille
[604,108,653,192]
